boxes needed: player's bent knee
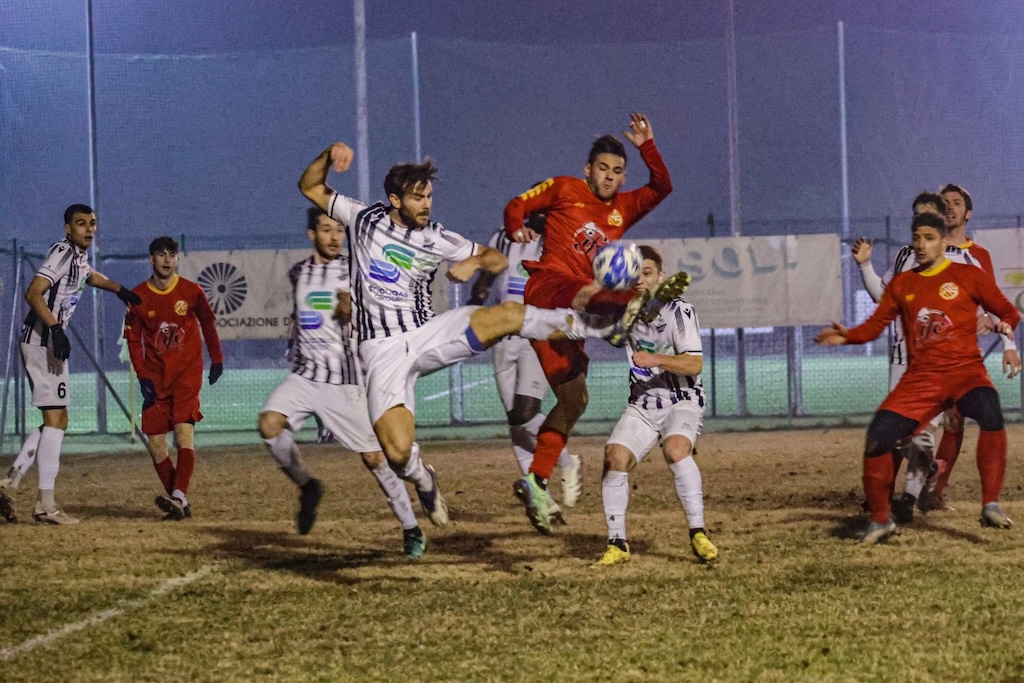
[257,411,286,439]
[603,444,634,472]
[361,450,387,469]
[864,410,917,458]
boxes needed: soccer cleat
[980,502,1013,529]
[415,465,449,527]
[513,473,552,535]
[560,453,582,508]
[860,518,898,544]
[639,271,692,324]
[548,494,567,526]
[891,495,915,525]
[0,487,18,524]
[690,531,719,562]
[592,541,631,567]
[297,478,324,535]
[32,503,79,525]
[403,526,427,560]
[156,495,186,521]
[604,290,650,348]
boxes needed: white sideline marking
[422,378,491,401]
[0,564,216,662]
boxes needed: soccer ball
[593,241,642,290]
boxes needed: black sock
[609,538,628,552]
[689,527,705,539]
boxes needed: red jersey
[124,275,223,391]
[846,260,1019,373]
[503,139,672,279]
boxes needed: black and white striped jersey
[626,297,706,411]
[487,228,542,305]
[327,192,476,341]
[21,239,92,346]
[886,244,975,365]
[285,255,359,385]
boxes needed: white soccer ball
[592,241,643,290]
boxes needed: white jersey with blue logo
[327,192,477,341]
[487,228,542,304]
[286,255,359,385]
[626,297,705,411]
[21,238,93,347]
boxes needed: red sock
[934,429,964,496]
[175,447,196,495]
[153,457,176,496]
[530,428,567,480]
[976,430,1007,505]
[863,455,894,525]
[583,288,637,318]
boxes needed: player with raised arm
[0,204,142,525]
[123,236,223,520]
[503,112,684,534]
[593,246,717,566]
[257,208,425,558]
[816,212,1019,543]
[468,217,582,520]
[299,143,611,529]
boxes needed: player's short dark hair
[911,211,948,236]
[63,204,94,224]
[638,245,663,271]
[384,159,438,199]
[940,183,973,212]
[307,206,326,232]
[588,135,627,166]
[148,236,179,255]
[911,192,946,215]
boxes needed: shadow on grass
[782,509,992,545]
[69,502,158,521]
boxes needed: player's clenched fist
[330,143,354,173]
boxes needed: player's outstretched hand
[851,237,873,265]
[623,112,653,147]
[208,362,224,385]
[1003,349,1022,379]
[977,313,995,335]
[139,378,157,409]
[116,286,143,306]
[49,324,71,361]
[814,322,849,346]
[329,142,354,173]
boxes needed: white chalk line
[421,378,491,401]
[0,564,216,662]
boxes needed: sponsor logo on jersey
[156,322,184,353]
[938,282,959,300]
[367,283,408,302]
[298,311,323,330]
[174,300,188,316]
[383,244,415,269]
[369,259,401,282]
[914,307,953,347]
[516,263,530,277]
[631,339,657,378]
[507,276,527,296]
[198,262,248,315]
[608,209,623,227]
[305,291,334,311]
[572,222,608,256]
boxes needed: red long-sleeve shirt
[123,275,223,392]
[503,139,672,279]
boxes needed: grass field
[2,425,1024,681]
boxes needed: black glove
[116,286,142,306]
[139,378,157,409]
[208,362,223,385]
[49,324,71,361]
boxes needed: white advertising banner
[974,228,1024,313]
[642,234,843,328]
[179,249,452,340]
[179,249,307,340]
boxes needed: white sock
[904,464,927,499]
[10,427,42,488]
[509,437,533,475]
[262,431,311,487]
[36,426,64,493]
[171,488,188,507]
[519,306,579,340]
[370,462,418,530]
[670,456,705,530]
[602,470,630,541]
[396,442,433,492]
[509,412,544,474]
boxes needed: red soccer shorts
[142,383,204,435]
[878,364,994,427]
[524,268,595,388]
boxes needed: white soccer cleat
[33,503,79,525]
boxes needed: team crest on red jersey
[608,209,623,227]
[938,282,959,300]
[174,300,189,315]
[572,222,608,256]
[914,307,953,348]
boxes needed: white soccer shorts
[20,342,70,408]
[493,334,548,411]
[262,373,381,453]
[359,307,478,424]
[607,400,704,462]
